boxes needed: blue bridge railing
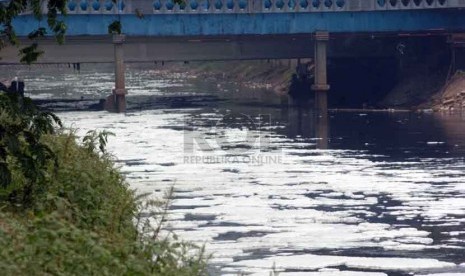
[7,0,464,37]
[27,0,465,14]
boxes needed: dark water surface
[1,64,465,276]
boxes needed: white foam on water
[230,254,456,271]
[252,271,387,276]
[57,99,465,274]
[418,274,465,276]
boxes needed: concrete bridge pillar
[312,31,330,114]
[105,34,127,113]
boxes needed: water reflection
[316,113,329,150]
[285,106,329,150]
[434,111,465,154]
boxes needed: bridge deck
[9,0,465,36]
[2,0,465,63]
[11,9,465,37]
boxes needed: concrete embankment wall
[152,59,299,95]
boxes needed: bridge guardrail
[25,0,465,14]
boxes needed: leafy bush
[0,93,62,208]
[0,94,207,275]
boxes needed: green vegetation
[0,93,207,275]
[1,0,68,63]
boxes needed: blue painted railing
[9,0,465,36]
[28,0,465,14]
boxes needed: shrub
[0,94,207,275]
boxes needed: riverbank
[147,60,295,96]
[431,71,465,111]
[148,59,465,112]
[379,67,448,110]
[0,94,207,275]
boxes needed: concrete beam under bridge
[0,34,405,64]
[0,35,311,64]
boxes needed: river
[1,64,465,276]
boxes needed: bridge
[2,0,465,112]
